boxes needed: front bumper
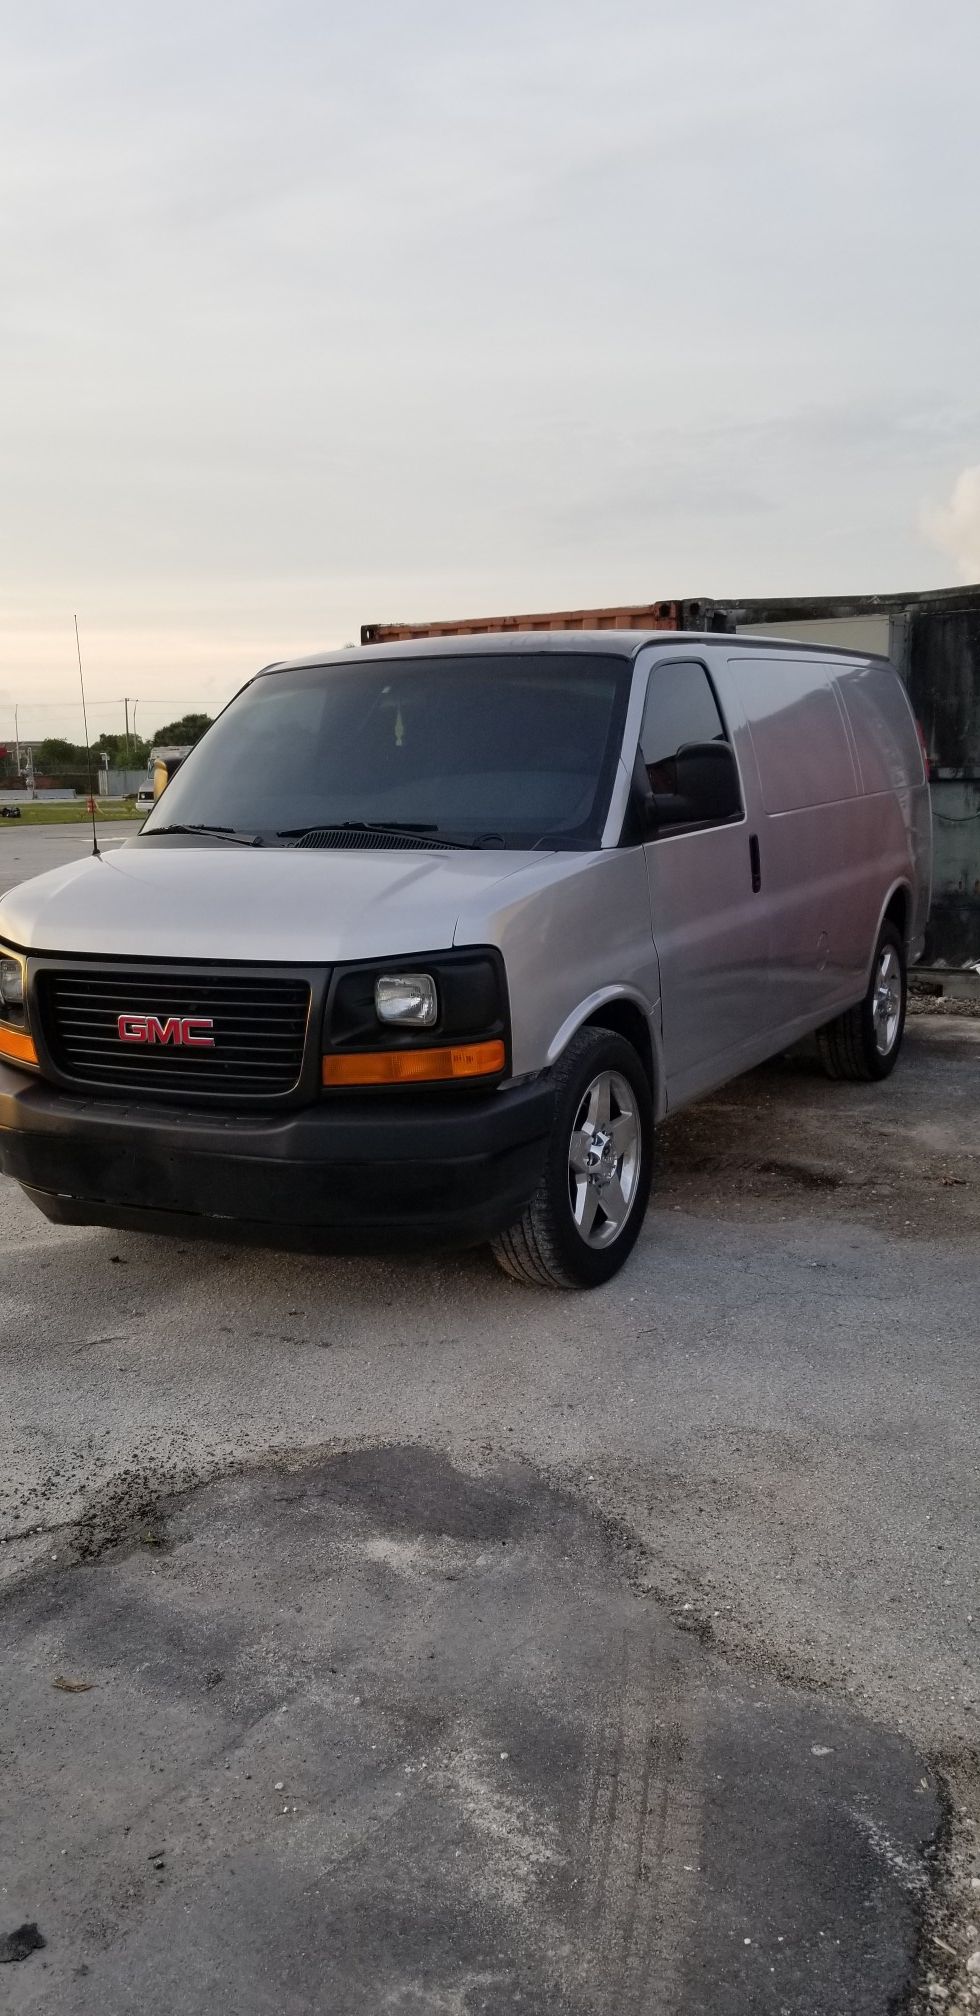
[0,1064,555,1250]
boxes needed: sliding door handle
[749,834,762,892]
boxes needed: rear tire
[816,921,907,1082]
[491,1027,654,1289]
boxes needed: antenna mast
[74,616,101,860]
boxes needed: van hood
[0,841,547,963]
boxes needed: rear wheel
[816,921,907,1082]
[491,1027,654,1289]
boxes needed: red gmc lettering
[117,1015,215,1047]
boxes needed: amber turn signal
[0,1026,38,1067]
[323,1039,505,1088]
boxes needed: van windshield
[140,653,632,850]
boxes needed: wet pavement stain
[0,1448,941,2015]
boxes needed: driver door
[640,657,771,1106]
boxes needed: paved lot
[0,822,141,901]
[1,827,977,2012]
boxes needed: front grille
[38,967,311,1098]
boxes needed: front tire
[491,1027,654,1289]
[816,921,907,1082]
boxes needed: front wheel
[491,1027,654,1288]
[816,921,907,1082]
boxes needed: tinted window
[142,653,632,850]
[641,661,728,793]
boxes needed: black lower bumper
[0,1064,555,1251]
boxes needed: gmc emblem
[117,1014,215,1048]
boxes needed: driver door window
[640,660,729,800]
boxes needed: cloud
[922,466,980,579]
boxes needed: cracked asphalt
[1,827,978,2013]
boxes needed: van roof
[265,629,893,673]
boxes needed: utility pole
[13,707,20,777]
[124,697,131,758]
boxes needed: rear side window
[640,661,728,793]
[729,656,859,813]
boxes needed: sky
[2,0,980,742]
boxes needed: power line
[3,696,219,710]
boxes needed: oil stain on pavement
[0,1447,941,2014]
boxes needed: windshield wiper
[145,824,262,847]
[276,821,504,850]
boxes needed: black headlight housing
[323,948,509,1070]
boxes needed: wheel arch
[545,987,664,1120]
[868,880,913,981]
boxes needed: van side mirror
[647,742,741,829]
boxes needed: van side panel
[839,663,923,795]
[906,787,933,960]
[735,658,861,814]
[726,653,917,1032]
[836,662,932,957]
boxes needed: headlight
[1,956,25,1009]
[0,944,37,1068]
[375,972,438,1027]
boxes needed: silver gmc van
[0,633,931,1288]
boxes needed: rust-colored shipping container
[360,599,715,646]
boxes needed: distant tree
[36,738,87,775]
[151,713,213,747]
[95,731,149,769]
[30,735,149,786]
